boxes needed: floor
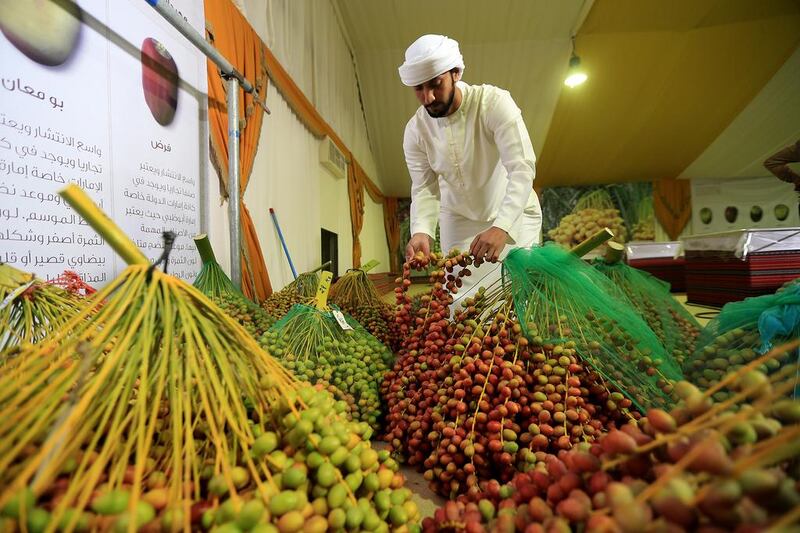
[673,292,719,326]
[403,466,443,520]
[374,442,444,520]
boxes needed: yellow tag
[314,271,333,310]
[361,259,379,272]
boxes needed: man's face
[414,71,456,118]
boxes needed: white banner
[691,176,798,235]
[0,0,207,285]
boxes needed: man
[764,139,800,193]
[400,34,542,297]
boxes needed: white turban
[398,34,465,87]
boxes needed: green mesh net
[594,259,701,366]
[261,271,320,320]
[192,238,275,338]
[683,281,800,400]
[505,244,682,412]
[330,269,402,351]
[193,255,238,295]
[260,303,394,427]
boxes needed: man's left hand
[469,226,508,262]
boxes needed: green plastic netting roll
[504,244,682,412]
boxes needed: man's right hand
[405,233,433,261]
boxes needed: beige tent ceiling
[679,44,800,181]
[336,0,800,196]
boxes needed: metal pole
[269,208,298,279]
[227,77,242,289]
[145,0,256,95]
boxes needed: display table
[682,228,800,307]
[625,241,686,292]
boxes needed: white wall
[361,195,391,270]
[244,0,380,187]
[207,0,390,291]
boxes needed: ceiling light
[564,37,587,88]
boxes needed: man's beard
[424,85,455,118]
